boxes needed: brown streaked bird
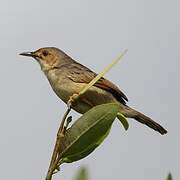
[20,47,167,135]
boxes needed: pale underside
[53,80,120,114]
[46,67,125,114]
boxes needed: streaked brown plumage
[20,47,167,135]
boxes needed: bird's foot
[67,93,79,109]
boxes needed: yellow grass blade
[79,49,128,96]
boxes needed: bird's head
[20,47,71,71]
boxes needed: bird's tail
[121,106,167,135]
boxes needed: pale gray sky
[0,0,179,180]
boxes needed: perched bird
[20,47,167,135]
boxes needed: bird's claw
[67,93,79,108]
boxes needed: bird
[20,47,167,135]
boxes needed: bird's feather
[64,62,128,105]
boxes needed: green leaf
[62,127,111,163]
[74,167,88,180]
[117,112,129,130]
[59,103,119,163]
[167,173,173,180]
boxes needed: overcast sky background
[0,0,179,180]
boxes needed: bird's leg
[67,93,79,109]
[61,93,79,135]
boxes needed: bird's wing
[65,62,128,105]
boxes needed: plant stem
[45,107,71,180]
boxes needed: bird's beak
[19,51,37,58]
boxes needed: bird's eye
[42,50,49,56]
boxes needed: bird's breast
[46,69,72,102]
